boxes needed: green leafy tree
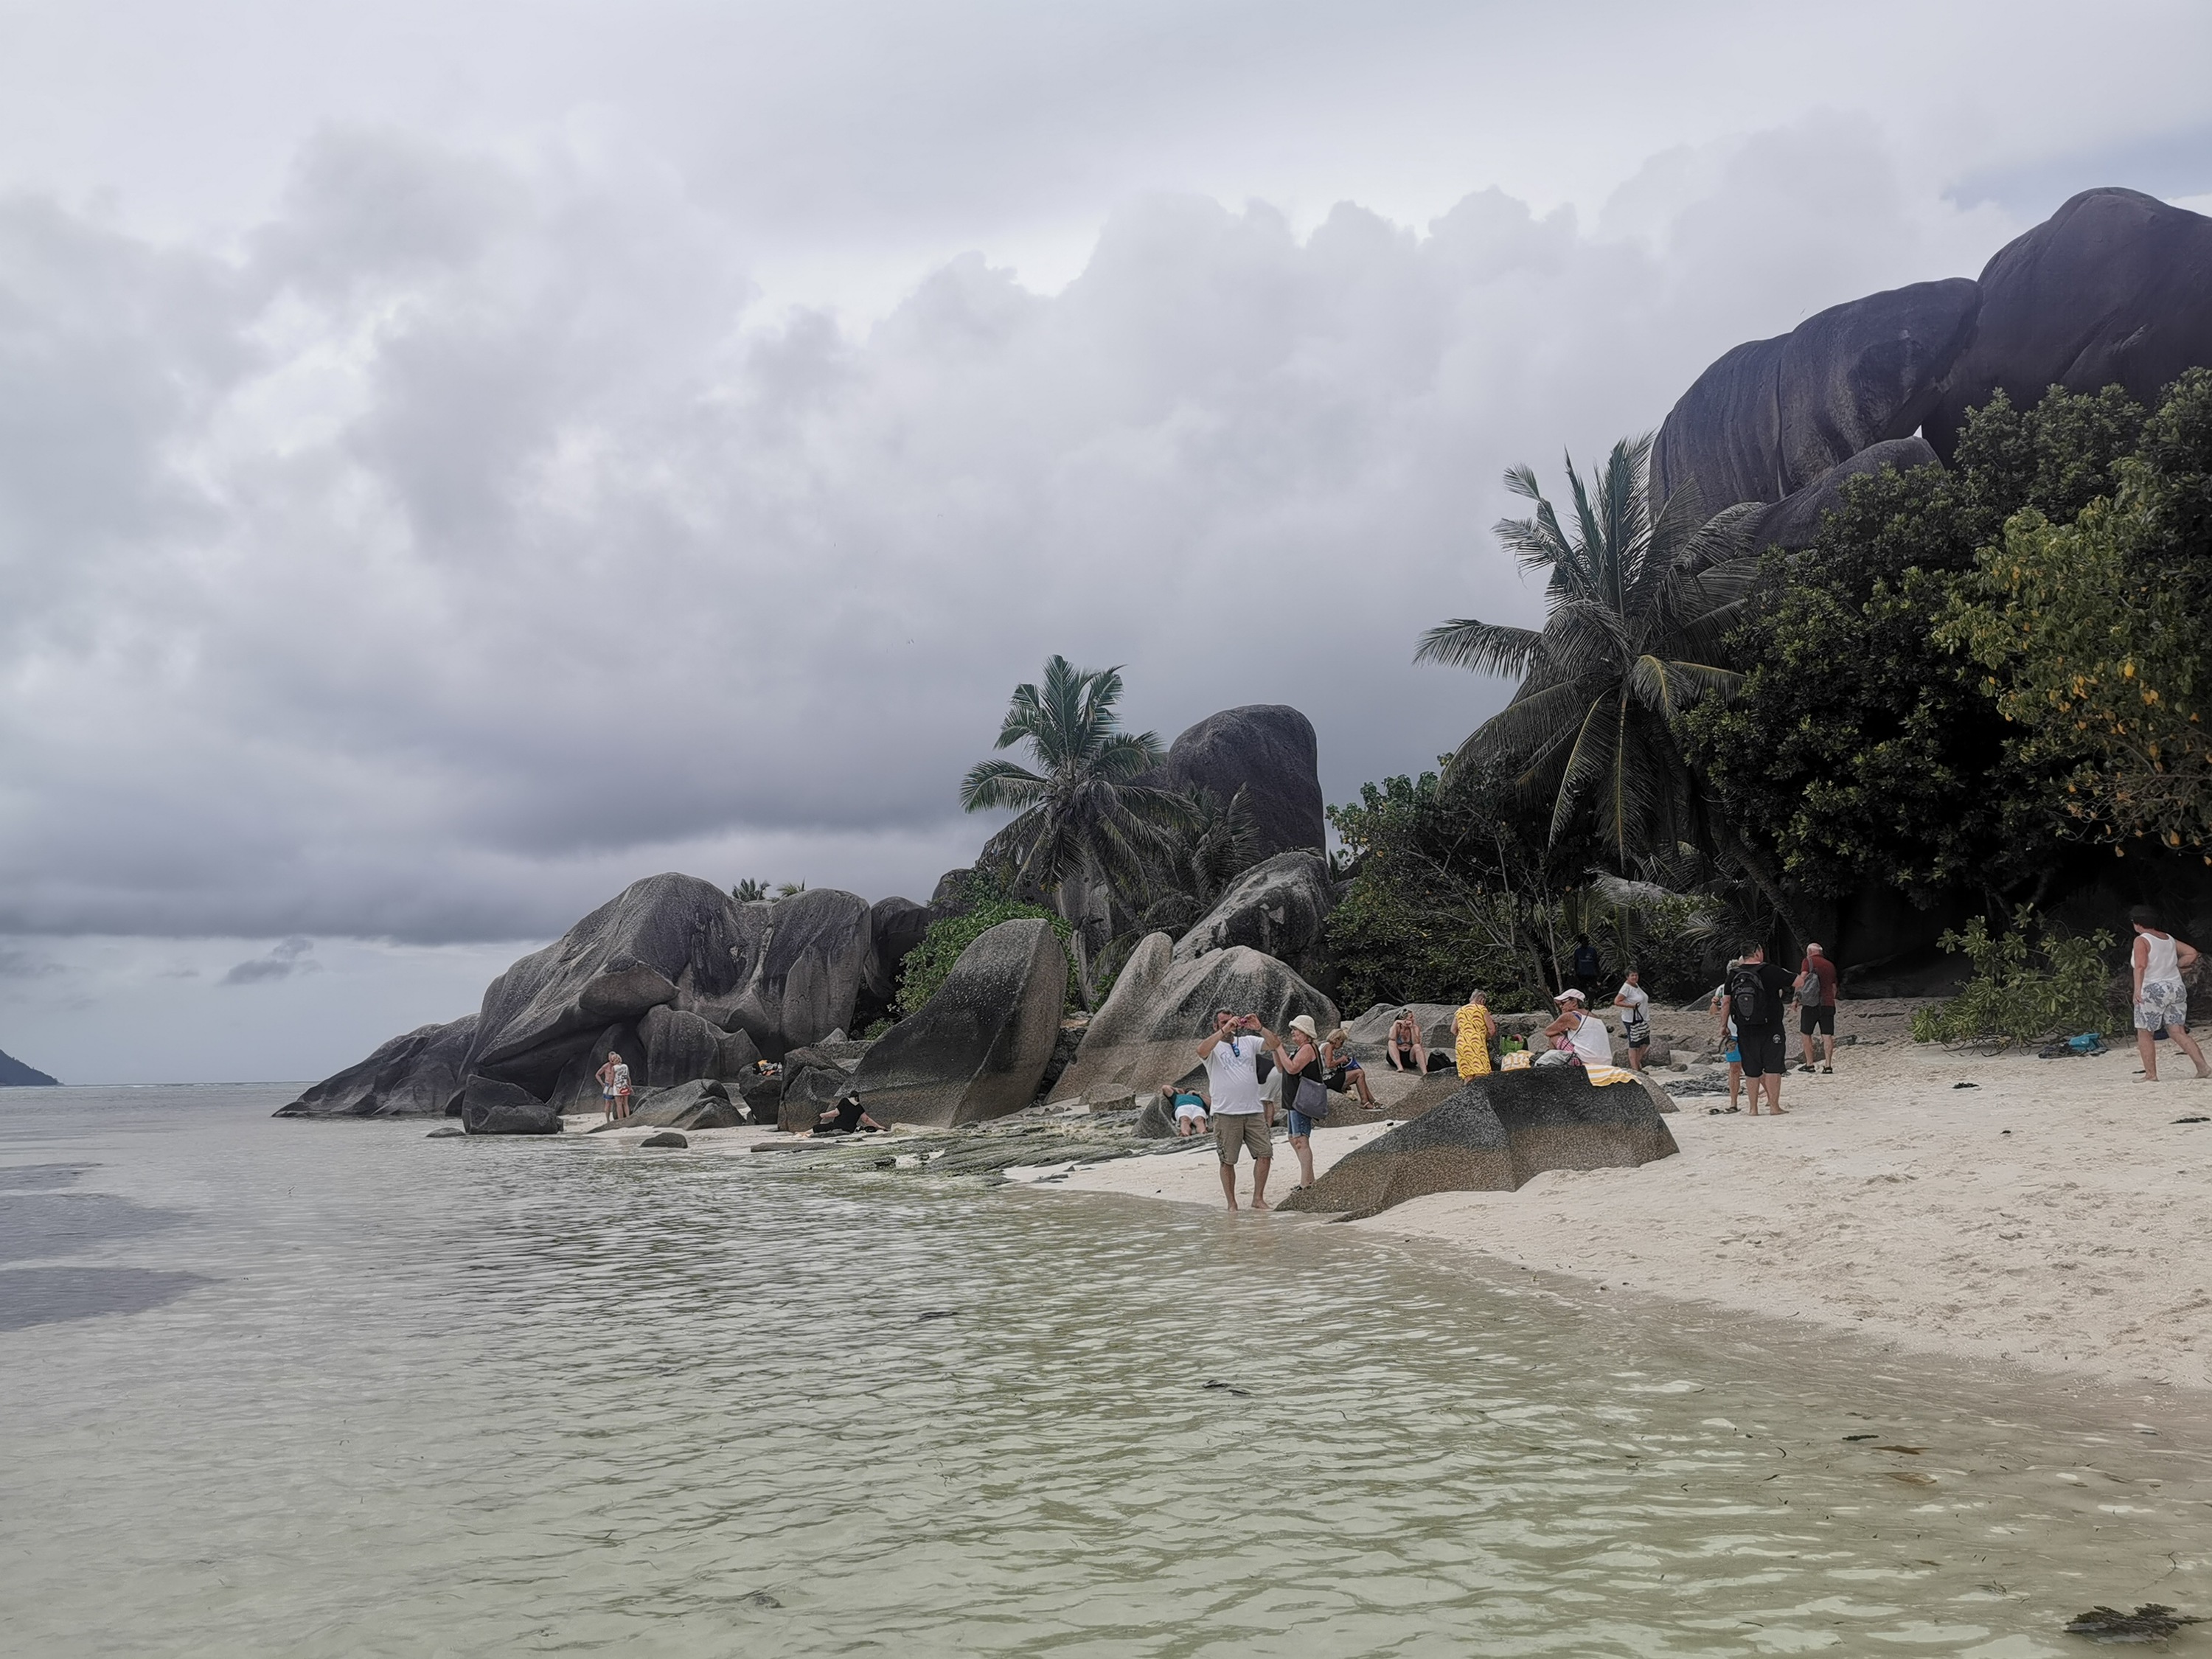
[1940,370,2212,853]
[1131,785,1259,936]
[959,655,1188,992]
[1683,384,2148,910]
[1909,914,2117,1047]
[896,878,1077,1016]
[731,879,769,902]
[1417,436,1759,869]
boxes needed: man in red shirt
[1794,942,1840,1074]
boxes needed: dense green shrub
[896,881,1077,1017]
[1909,914,2116,1047]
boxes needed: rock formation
[459,1076,563,1135]
[1054,932,1338,1101]
[1746,437,1939,551]
[1141,706,1325,860]
[1280,1068,1679,1220]
[725,886,876,1055]
[1344,1001,1460,1062]
[623,1079,748,1130]
[276,1015,476,1118]
[1654,189,2212,532]
[848,918,1068,1127]
[1172,849,1334,966]
[1926,187,2212,460]
[1652,278,1978,512]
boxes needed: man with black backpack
[1726,945,1797,1116]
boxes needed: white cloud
[0,114,2032,954]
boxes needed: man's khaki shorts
[1215,1112,1272,1165]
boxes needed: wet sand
[1026,1032,2212,1394]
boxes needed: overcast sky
[2,0,2209,1083]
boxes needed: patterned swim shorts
[2136,979,2191,1032]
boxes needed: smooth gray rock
[276,1015,478,1118]
[639,1130,689,1149]
[1055,933,1338,1100]
[626,1079,745,1129]
[849,919,1068,1127]
[1929,188,2212,459]
[776,1044,858,1126]
[641,1004,725,1089]
[1281,1068,1679,1220]
[1748,437,1940,550]
[1140,706,1324,860]
[464,873,753,1097]
[459,1076,562,1136]
[1653,278,1978,511]
[1172,850,1334,966]
[725,887,875,1057]
[928,869,975,917]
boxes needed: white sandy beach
[1026,1032,2212,1394]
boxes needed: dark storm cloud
[0,114,2049,943]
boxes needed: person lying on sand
[1172,1090,1210,1136]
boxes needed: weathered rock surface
[276,1015,476,1118]
[1927,188,2212,461]
[726,887,876,1057]
[1056,933,1338,1100]
[1748,436,1941,550]
[1141,706,1324,859]
[849,918,1068,1127]
[0,1046,60,1087]
[465,873,751,1098]
[625,1079,747,1130]
[867,897,933,997]
[1280,1068,1679,1220]
[640,1004,738,1089]
[1653,279,1979,511]
[459,1076,563,1136]
[639,1130,689,1150]
[1172,850,1334,966]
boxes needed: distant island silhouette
[0,1048,59,1087]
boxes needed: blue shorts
[1725,1045,1741,1065]
[1286,1107,1324,1138]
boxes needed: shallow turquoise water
[4,1087,2209,1657]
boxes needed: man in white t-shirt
[1197,1008,1284,1212]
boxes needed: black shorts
[1799,1004,1835,1037]
[1737,1025,1787,1079]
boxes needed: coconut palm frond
[1413,617,1545,675]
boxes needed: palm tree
[1133,785,1259,936]
[960,655,1189,992]
[731,879,769,902]
[1416,434,1758,868]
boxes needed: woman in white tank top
[2130,906,2208,1082]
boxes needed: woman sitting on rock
[1385,1009,1428,1073]
[1321,1026,1376,1107]
[1542,989,1614,1068]
[814,1093,886,1135]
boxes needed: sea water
[3,1086,2208,1657]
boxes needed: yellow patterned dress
[1453,1003,1493,1078]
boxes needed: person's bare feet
[1249,1198,1271,1211]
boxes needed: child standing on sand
[2131,907,2210,1082]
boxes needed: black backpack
[1728,961,1770,1028]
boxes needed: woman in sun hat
[1543,989,1613,1068]
[1278,1013,1328,1190]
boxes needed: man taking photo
[1197,1009,1284,1212]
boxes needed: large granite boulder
[1652,278,1978,512]
[1927,188,2212,461]
[1281,1068,1680,1220]
[1748,436,1940,551]
[778,1043,859,1125]
[625,1079,747,1130]
[465,873,752,1097]
[725,887,875,1057]
[641,1004,726,1088]
[275,1015,477,1118]
[1055,933,1338,1100]
[459,1076,563,1136]
[1173,850,1335,966]
[858,896,933,1024]
[1141,706,1324,860]
[848,918,1068,1127]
